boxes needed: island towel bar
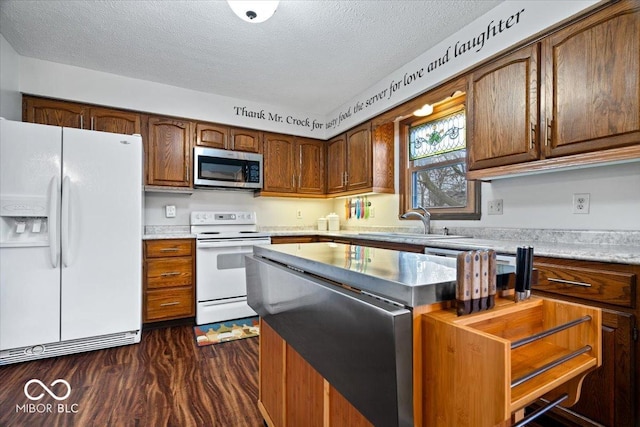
[512,393,569,427]
[511,345,592,388]
[511,315,592,350]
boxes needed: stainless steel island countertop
[252,241,512,307]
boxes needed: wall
[18,57,325,139]
[0,34,21,120]
[335,162,640,232]
[145,190,333,229]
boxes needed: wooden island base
[258,296,601,427]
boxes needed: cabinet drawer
[145,287,194,321]
[533,260,635,308]
[146,257,193,288]
[145,239,192,257]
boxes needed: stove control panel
[190,211,256,225]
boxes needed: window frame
[399,89,481,220]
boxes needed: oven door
[196,238,271,302]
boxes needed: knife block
[420,296,601,427]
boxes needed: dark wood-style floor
[0,325,263,427]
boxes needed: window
[399,91,480,220]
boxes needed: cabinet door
[326,134,347,194]
[469,44,540,170]
[23,96,86,128]
[90,107,141,135]
[263,133,295,193]
[346,123,372,191]
[544,3,640,158]
[147,117,192,187]
[195,122,228,149]
[286,345,324,427]
[296,138,326,194]
[260,320,286,427]
[231,127,261,153]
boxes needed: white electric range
[190,211,271,325]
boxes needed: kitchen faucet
[400,206,431,234]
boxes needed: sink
[357,232,469,240]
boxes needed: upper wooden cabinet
[327,122,394,196]
[468,1,640,178]
[195,122,228,149]
[23,96,141,135]
[23,97,85,128]
[195,122,261,153]
[89,107,141,135]
[297,138,326,195]
[326,134,347,193]
[345,123,372,191]
[146,117,193,187]
[262,133,296,193]
[231,127,261,153]
[468,44,540,170]
[543,3,640,158]
[261,134,325,196]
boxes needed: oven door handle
[197,239,271,248]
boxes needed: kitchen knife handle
[471,251,481,312]
[480,250,489,310]
[526,246,534,293]
[487,250,497,309]
[456,251,472,316]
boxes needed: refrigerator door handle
[61,176,71,267]
[48,176,60,268]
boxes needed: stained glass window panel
[409,110,466,160]
[412,162,467,208]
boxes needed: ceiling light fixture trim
[227,1,279,23]
[413,104,434,117]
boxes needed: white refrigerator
[0,119,143,364]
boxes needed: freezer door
[0,121,62,350]
[60,128,142,341]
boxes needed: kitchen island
[246,242,602,427]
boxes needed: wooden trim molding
[467,145,640,181]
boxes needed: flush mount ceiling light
[227,1,279,23]
[413,104,434,117]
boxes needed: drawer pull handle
[160,301,180,307]
[548,278,592,287]
[160,248,180,252]
[161,272,181,277]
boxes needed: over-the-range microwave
[193,147,263,190]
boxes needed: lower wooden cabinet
[259,320,372,427]
[531,257,638,427]
[270,236,319,244]
[143,239,195,323]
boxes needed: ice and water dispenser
[0,196,50,247]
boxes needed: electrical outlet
[573,193,590,214]
[488,199,503,215]
[369,207,375,218]
[296,209,303,219]
[165,205,176,218]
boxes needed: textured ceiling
[0,0,502,115]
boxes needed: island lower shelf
[421,296,602,427]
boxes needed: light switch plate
[165,205,176,218]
